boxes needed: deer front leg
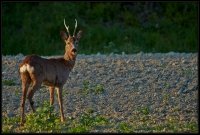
[56,87,65,122]
[49,86,55,106]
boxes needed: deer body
[19,19,82,126]
[20,55,74,87]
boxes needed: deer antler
[19,18,82,126]
[73,19,77,37]
[64,18,70,36]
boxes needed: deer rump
[19,54,72,87]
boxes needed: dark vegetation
[2,2,198,55]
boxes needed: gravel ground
[2,52,198,132]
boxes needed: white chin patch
[20,64,34,73]
[72,52,77,56]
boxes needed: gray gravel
[2,52,198,131]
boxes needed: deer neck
[64,53,76,69]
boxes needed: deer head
[61,18,82,60]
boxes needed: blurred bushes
[2,2,198,55]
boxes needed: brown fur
[19,28,82,126]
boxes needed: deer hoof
[61,117,65,122]
[20,122,24,126]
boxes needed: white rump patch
[20,65,27,73]
[20,64,34,73]
[27,64,34,73]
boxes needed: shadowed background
[2,2,198,55]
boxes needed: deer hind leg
[56,87,65,122]
[49,86,55,106]
[27,80,42,112]
[20,72,31,126]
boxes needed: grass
[2,101,109,133]
[81,80,105,95]
[117,122,133,133]
[2,101,198,133]
[2,2,198,55]
[139,106,150,115]
[2,79,16,86]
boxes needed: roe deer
[19,19,82,126]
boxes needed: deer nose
[71,48,77,53]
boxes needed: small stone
[2,53,198,132]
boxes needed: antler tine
[73,19,77,37]
[64,18,70,36]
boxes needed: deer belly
[43,74,69,87]
[43,80,54,86]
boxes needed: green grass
[2,79,16,86]
[116,108,198,133]
[139,106,150,115]
[2,101,109,133]
[2,2,198,55]
[117,122,133,133]
[81,80,105,95]
[2,101,198,133]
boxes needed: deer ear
[60,31,68,41]
[76,30,82,41]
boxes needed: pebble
[2,53,198,132]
